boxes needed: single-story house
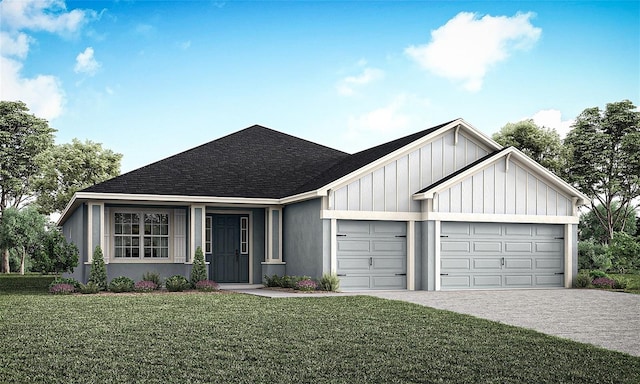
[59,118,588,290]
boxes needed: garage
[336,220,407,290]
[440,222,564,290]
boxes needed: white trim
[190,205,206,263]
[330,218,337,274]
[279,190,322,204]
[407,220,415,291]
[87,202,105,263]
[434,220,441,291]
[565,224,573,288]
[265,207,283,263]
[110,208,173,262]
[240,216,249,254]
[278,208,283,261]
[322,210,422,221]
[423,212,579,224]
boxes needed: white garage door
[336,220,407,290]
[440,222,564,290]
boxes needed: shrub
[195,280,219,292]
[264,274,282,287]
[49,277,81,291]
[572,273,592,288]
[295,279,317,291]
[141,272,162,289]
[263,274,311,288]
[79,282,100,294]
[608,232,640,274]
[165,275,190,292]
[589,270,609,279]
[109,276,135,293]
[89,246,107,291]
[592,277,616,289]
[134,280,158,292]
[0,274,57,292]
[610,275,629,290]
[190,246,207,288]
[578,240,611,271]
[49,283,75,295]
[318,273,340,291]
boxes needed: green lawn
[0,293,638,383]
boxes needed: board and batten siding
[434,158,573,216]
[330,131,490,213]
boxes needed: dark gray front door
[211,215,248,283]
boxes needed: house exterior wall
[433,158,573,216]
[330,131,491,213]
[282,198,324,278]
[62,204,88,282]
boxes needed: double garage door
[440,222,565,290]
[336,220,407,290]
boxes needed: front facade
[60,119,587,290]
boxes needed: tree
[579,202,637,243]
[31,225,79,274]
[37,139,122,214]
[0,101,55,272]
[89,246,107,290]
[0,206,48,274]
[190,246,207,287]
[564,100,640,243]
[492,119,564,175]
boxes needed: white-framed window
[114,211,170,260]
[205,216,212,253]
[240,216,248,254]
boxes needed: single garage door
[336,220,407,290]
[440,222,564,290]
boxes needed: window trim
[110,208,173,263]
[205,216,212,254]
[240,216,248,254]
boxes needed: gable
[328,128,495,213]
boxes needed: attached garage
[336,220,407,290]
[440,222,564,290]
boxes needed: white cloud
[178,40,192,50]
[74,47,100,75]
[0,0,97,120]
[347,95,411,134]
[0,56,64,120]
[337,67,385,96]
[405,12,541,92]
[531,109,574,138]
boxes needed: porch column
[190,205,206,263]
[87,202,105,263]
[262,207,286,278]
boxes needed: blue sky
[1,0,638,173]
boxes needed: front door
[210,214,249,283]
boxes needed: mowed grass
[0,293,638,383]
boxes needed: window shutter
[173,209,186,263]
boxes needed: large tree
[492,119,564,175]
[0,101,55,272]
[0,206,48,274]
[564,100,640,243]
[579,202,637,243]
[37,139,122,214]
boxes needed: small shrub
[165,275,190,292]
[109,276,135,293]
[589,270,609,279]
[134,280,158,292]
[49,277,81,291]
[592,277,616,289]
[49,283,75,295]
[608,232,640,274]
[318,273,340,291]
[195,280,219,292]
[295,279,317,291]
[141,272,162,289]
[572,273,592,288]
[190,246,207,288]
[79,282,100,294]
[578,240,611,271]
[611,275,628,290]
[264,274,282,287]
[89,246,108,291]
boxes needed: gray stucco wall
[105,264,192,283]
[282,198,323,278]
[251,208,265,284]
[421,220,436,291]
[62,204,88,283]
[572,224,578,282]
[413,221,423,290]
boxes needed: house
[58,119,588,290]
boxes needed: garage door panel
[339,275,371,290]
[337,221,371,235]
[372,257,405,270]
[371,275,406,290]
[371,240,405,252]
[372,222,406,235]
[336,257,370,272]
[440,222,563,290]
[337,240,370,253]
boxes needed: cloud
[336,66,385,96]
[74,47,100,75]
[0,0,97,120]
[178,40,192,50]
[347,95,411,133]
[405,12,541,92]
[531,109,574,138]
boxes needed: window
[205,216,212,253]
[114,212,169,259]
[240,216,248,254]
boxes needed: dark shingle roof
[83,125,349,198]
[84,120,456,199]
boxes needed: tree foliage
[89,246,107,290]
[0,206,48,274]
[37,139,122,214]
[190,246,207,287]
[579,202,637,243]
[31,226,79,274]
[492,119,564,175]
[564,100,640,242]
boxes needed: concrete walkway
[227,286,640,357]
[366,289,640,357]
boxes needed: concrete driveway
[365,289,640,357]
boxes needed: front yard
[0,293,638,383]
